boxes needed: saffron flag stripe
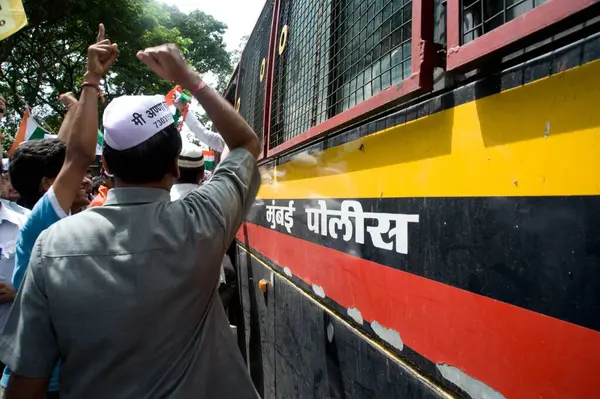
[237,223,600,399]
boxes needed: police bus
[223,1,600,398]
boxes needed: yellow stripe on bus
[258,59,600,199]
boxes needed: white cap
[178,143,204,168]
[103,95,175,150]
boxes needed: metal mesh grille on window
[237,0,275,146]
[461,0,547,45]
[270,0,413,150]
[331,0,412,115]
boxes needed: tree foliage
[0,0,234,154]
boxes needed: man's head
[178,143,204,185]
[102,95,182,189]
[9,139,91,210]
[1,173,20,202]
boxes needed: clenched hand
[136,44,202,92]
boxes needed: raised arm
[56,92,78,142]
[137,44,260,158]
[176,102,226,152]
[52,24,118,214]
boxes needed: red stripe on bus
[237,222,600,399]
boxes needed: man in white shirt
[174,96,226,152]
[170,143,204,201]
[0,163,29,331]
[0,96,30,331]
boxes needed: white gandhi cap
[103,95,175,150]
[178,143,204,168]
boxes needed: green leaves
[0,0,234,155]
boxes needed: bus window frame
[446,0,596,71]
[265,0,435,158]
[233,0,280,161]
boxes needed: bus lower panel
[236,245,447,399]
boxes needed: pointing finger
[96,23,105,43]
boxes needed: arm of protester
[56,92,78,142]
[0,237,57,399]
[137,44,259,157]
[176,102,226,152]
[137,44,260,249]
[52,24,118,214]
[11,187,66,291]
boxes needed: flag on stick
[166,86,191,131]
[8,109,51,156]
[203,150,215,169]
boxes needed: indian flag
[96,130,104,155]
[165,85,191,130]
[8,109,51,156]
[203,150,215,169]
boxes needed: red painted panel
[238,223,600,399]
[447,0,596,71]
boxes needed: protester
[88,171,113,208]
[91,176,103,196]
[169,143,237,310]
[8,92,91,212]
[0,161,29,329]
[174,95,226,152]
[0,38,260,399]
[0,24,117,399]
[0,173,19,203]
[170,142,204,200]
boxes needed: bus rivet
[258,279,269,293]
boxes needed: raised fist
[136,44,201,91]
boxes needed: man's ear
[101,156,111,175]
[40,176,53,193]
[172,158,180,180]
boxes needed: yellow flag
[0,0,28,41]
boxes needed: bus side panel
[238,245,276,399]
[237,51,600,399]
[237,249,449,399]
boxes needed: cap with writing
[103,95,175,151]
[178,142,204,168]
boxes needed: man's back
[14,147,261,398]
[38,186,256,398]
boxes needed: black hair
[102,124,182,184]
[9,138,66,209]
[178,166,205,185]
[91,176,104,195]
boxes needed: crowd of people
[0,24,260,398]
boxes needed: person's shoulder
[0,199,29,227]
[26,190,65,230]
[37,208,105,255]
[2,199,30,217]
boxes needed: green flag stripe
[29,127,47,140]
